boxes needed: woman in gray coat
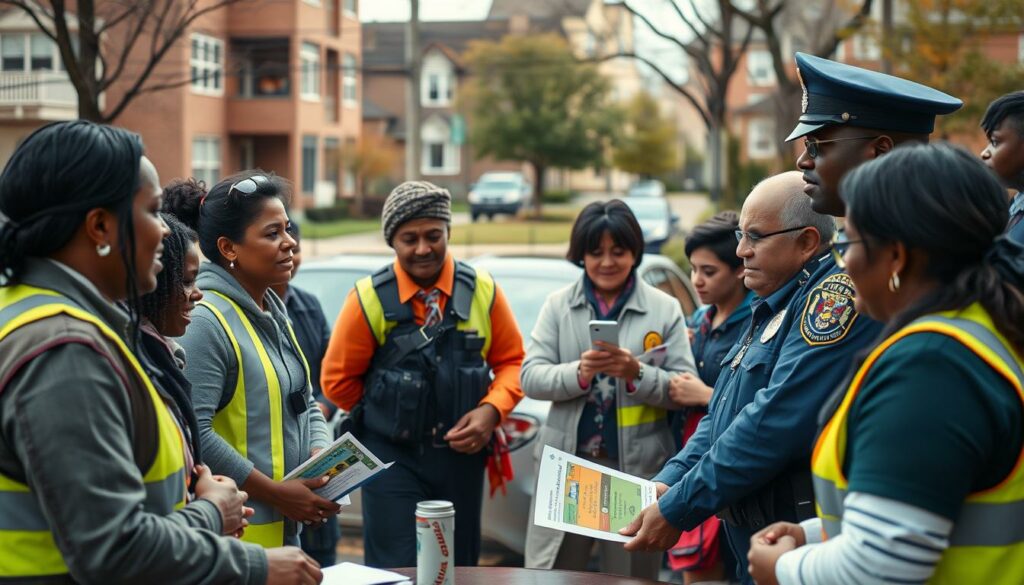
[523,200,697,579]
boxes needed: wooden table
[392,567,670,584]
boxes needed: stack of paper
[321,562,411,585]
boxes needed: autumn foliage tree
[463,33,620,215]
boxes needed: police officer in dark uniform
[789,52,963,218]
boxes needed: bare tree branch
[684,0,721,42]
[665,0,708,46]
[0,0,58,40]
[594,51,710,127]
[817,0,875,58]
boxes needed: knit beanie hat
[381,180,452,245]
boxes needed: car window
[488,274,571,343]
[291,269,368,323]
[641,266,698,318]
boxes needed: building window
[1,35,25,71]
[344,0,357,16]
[852,34,881,61]
[746,50,775,87]
[421,51,455,107]
[421,115,460,175]
[191,137,221,185]
[190,34,223,95]
[302,135,318,193]
[300,42,321,100]
[303,0,321,6]
[30,34,53,71]
[342,53,357,106]
[747,118,776,160]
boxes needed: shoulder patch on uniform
[643,331,663,351]
[801,273,859,346]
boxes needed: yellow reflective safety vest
[355,262,495,355]
[812,303,1024,584]
[0,285,187,579]
[199,290,310,548]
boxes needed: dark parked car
[291,253,699,554]
[623,197,679,253]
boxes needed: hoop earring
[96,243,111,257]
[888,272,901,293]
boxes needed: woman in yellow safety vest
[747,143,1024,585]
[0,120,320,584]
[167,172,339,549]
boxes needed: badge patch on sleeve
[801,273,859,346]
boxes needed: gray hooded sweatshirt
[180,263,330,538]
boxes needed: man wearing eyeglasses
[622,172,882,584]
[789,52,962,218]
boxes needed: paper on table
[533,445,657,543]
[321,562,411,585]
[283,432,392,503]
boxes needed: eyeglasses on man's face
[803,135,882,159]
[734,225,809,245]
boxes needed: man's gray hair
[781,191,836,249]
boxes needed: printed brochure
[283,432,393,502]
[533,445,657,543]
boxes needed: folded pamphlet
[283,432,393,503]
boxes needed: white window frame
[342,53,357,106]
[190,33,224,96]
[300,42,321,101]
[746,49,775,87]
[747,118,776,160]
[420,116,460,175]
[302,0,321,6]
[343,0,357,18]
[420,51,455,107]
[191,137,221,185]
[0,32,62,72]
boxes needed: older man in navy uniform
[622,56,962,584]
[622,172,881,584]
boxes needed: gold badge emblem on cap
[797,68,808,114]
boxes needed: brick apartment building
[0,0,362,213]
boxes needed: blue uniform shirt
[1006,191,1024,244]
[653,252,883,579]
[690,290,756,388]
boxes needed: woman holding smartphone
[522,200,697,579]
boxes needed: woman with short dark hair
[523,200,697,578]
[0,121,303,583]
[748,143,1024,585]
[167,170,339,549]
[666,211,751,583]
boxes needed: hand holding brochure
[284,432,392,502]
[533,445,657,543]
[637,342,669,368]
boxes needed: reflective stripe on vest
[199,290,310,548]
[0,285,187,578]
[811,303,1024,584]
[354,266,496,357]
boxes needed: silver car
[291,253,699,554]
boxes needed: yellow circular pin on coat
[643,331,663,351]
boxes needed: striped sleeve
[777,492,952,585]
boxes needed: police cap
[786,52,963,142]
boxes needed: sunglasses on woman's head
[228,175,270,198]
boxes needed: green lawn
[303,219,380,239]
[450,219,573,245]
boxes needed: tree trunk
[530,161,546,218]
[708,120,723,205]
[78,93,105,122]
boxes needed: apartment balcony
[227,38,295,134]
[0,71,77,120]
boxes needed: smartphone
[589,320,620,350]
